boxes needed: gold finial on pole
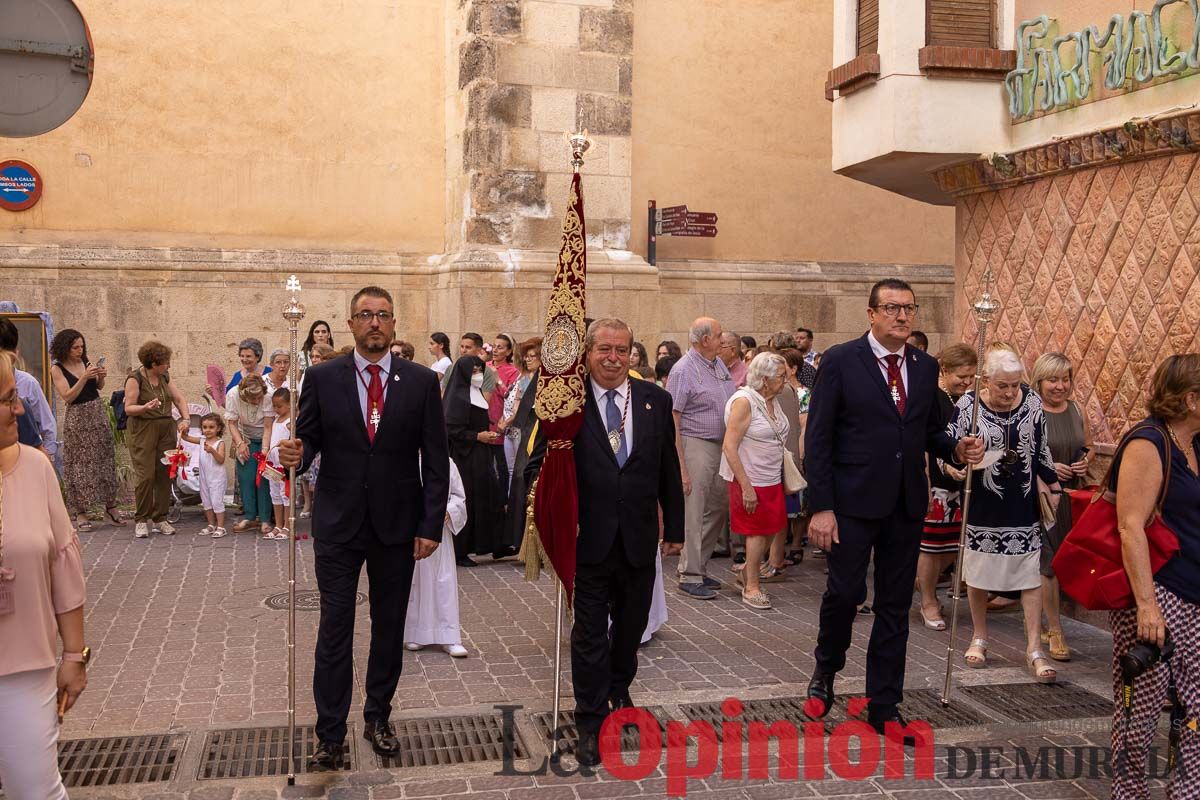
[941,267,1000,707]
[281,273,306,784]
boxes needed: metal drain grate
[56,734,184,788]
[960,682,1113,723]
[377,713,527,768]
[198,725,354,779]
[680,697,835,741]
[898,689,994,728]
[264,589,365,611]
[531,707,666,754]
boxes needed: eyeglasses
[1,390,21,411]
[872,303,919,318]
[352,310,394,323]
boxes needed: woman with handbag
[1109,354,1200,800]
[720,352,793,610]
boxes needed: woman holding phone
[49,329,123,532]
[1031,352,1090,662]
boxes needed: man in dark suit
[528,318,685,768]
[803,279,982,740]
[278,286,450,769]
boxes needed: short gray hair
[689,318,717,344]
[585,318,634,351]
[238,338,263,361]
[269,348,289,364]
[747,352,786,392]
[984,349,1023,379]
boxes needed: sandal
[263,528,278,540]
[964,638,988,668]
[920,606,947,631]
[1027,649,1057,683]
[783,549,804,566]
[105,507,127,526]
[198,525,213,536]
[742,590,771,610]
[759,566,787,583]
[233,519,255,533]
[75,517,94,532]
[1044,629,1072,662]
[273,527,290,541]
[211,527,228,539]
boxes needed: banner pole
[282,276,306,781]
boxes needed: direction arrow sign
[660,211,717,226]
[655,205,687,220]
[657,224,717,238]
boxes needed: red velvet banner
[533,171,588,609]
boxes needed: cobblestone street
[43,509,1154,800]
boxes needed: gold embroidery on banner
[535,178,587,423]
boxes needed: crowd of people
[0,279,1196,797]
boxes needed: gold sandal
[1045,629,1071,662]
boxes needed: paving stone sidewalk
[36,508,1157,800]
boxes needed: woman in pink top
[0,352,88,800]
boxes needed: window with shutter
[927,0,994,48]
[857,0,879,55]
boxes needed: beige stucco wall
[631,0,955,266]
[0,0,446,253]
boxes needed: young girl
[181,413,229,538]
[299,343,334,518]
[263,387,292,541]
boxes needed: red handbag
[1052,424,1180,611]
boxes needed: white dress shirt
[591,377,633,455]
[353,350,393,426]
[867,331,908,392]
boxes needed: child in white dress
[262,387,292,541]
[404,459,469,657]
[180,413,229,538]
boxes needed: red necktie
[885,354,907,416]
[366,364,383,442]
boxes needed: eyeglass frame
[351,310,395,323]
[870,303,920,318]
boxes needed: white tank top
[718,388,788,486]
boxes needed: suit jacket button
[895,452,901,459]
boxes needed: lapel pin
[645,403,652,410]
[393,373,400,382]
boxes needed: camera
[1120,632,1174,682]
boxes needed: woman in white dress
[404,459,469,657]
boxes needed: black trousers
[813,509,922,711]
[571,538,655,737]
[312,517,417,744]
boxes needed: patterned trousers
[1110,583,1200,800]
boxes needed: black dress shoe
[492,546,517,560]
[575,731,601,768]
[363,719,401,756]
[868,708,926,748]
[805,671,835,719]
[712,549,731,559]
[609,693,635,711]
[456,556,478,567]
[308,740,345,771]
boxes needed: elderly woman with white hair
[720,352,790,610]
[948,348,1064,683]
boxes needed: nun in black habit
[443,355,505,566]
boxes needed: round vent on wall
[0,0,94,138]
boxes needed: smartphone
[97,357,107,369]
[1072,446,1090,462]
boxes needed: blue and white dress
[948,386,1058,592]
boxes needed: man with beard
[278,286,450,769]
[527,318,685,767]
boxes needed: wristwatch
[62,647,91,666]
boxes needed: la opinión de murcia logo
[494,699,1190,797]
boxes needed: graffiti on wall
[1005,0,1200,120]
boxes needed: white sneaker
[134,522,150,538]
[198,525,213,536]
[404,642,423,651]
[445,645,468,658]
[158,521,176,536]
[211,527,228,539]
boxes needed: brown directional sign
[657,204,688,217]
[658,225,717,238]
[660,211,718,226]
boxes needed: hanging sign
[0,160,43,211]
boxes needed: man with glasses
[718,331,747,388]
[278,286,451,770]
[803,279,983,744]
